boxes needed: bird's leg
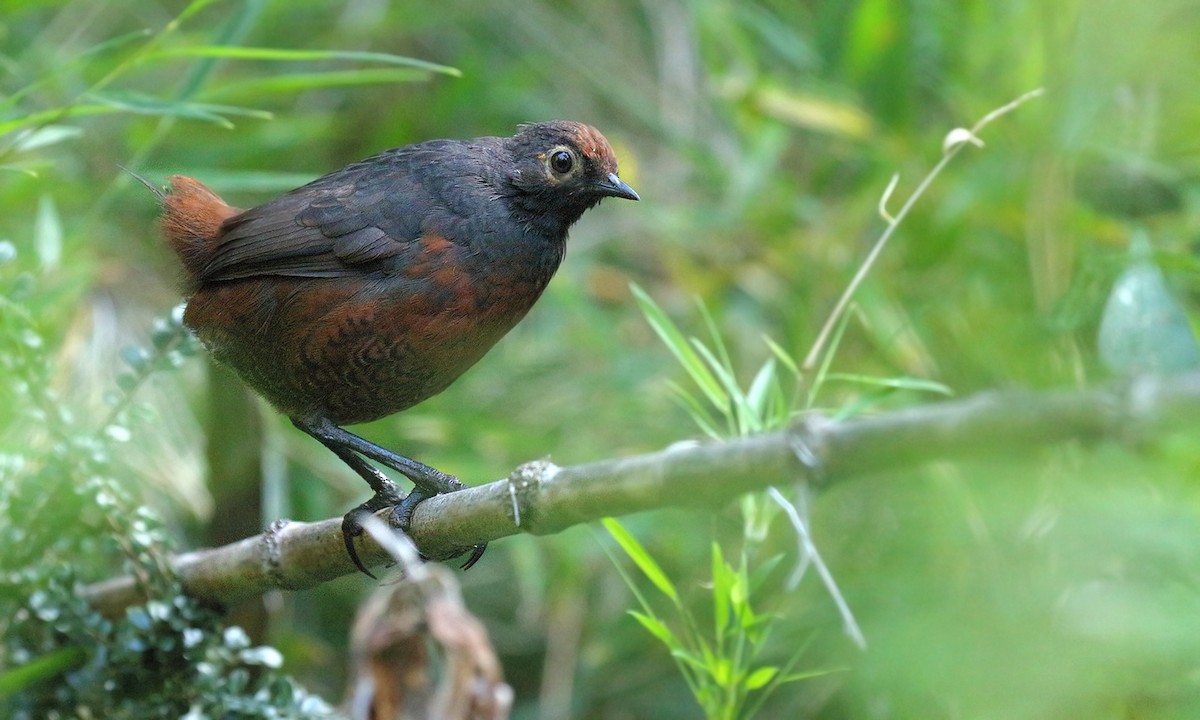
[294,416,464,495]
[319,443,405,578]
[293,416,487,572]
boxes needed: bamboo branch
[82,372,1200,617]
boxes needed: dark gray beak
[596,172,640,201]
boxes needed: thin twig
[769,486,866,649]
[801,88,1045,374]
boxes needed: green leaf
[0,646,86,693]
[0,105,116,137]
[806,300,856,408]
[822,372,953,396]
[711,657,732,686]
[711,543,731,634]
[116,372,138,392]
[666,381,725,440]
[0,165,39,178]
[200,68,435,99]
[87,91,273,127]
[763,336,800,375]
[728,565,748,608]
[744,666,778,690]
[690,337,753,433]
[747,553,785,593]
[741,634,822,720]
[0,30,151,115]
[628,610,677,649]
[1098,234,1200,375]
[631,283,728,410]
[120,345,150,372]
[7,125,83,154]
[148,46,461,77]
[35,195,62,271]
[739,611,775,646]
[697,297,736,383]
[77,28,156,59]
[670,648,710,673]
[779,667,841,682]
[603,517,678,603]
[830,382,936,421]
[746,357,778,428]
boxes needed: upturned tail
[157,175,240,287]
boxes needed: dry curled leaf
[346,518,512,720]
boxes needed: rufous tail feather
[158,175,240,287]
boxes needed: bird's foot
[341,487,408,578]
[385,485,488,571]
[342,483,487,577]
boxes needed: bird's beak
[596,172,640,201]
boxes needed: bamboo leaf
[711,542,731,634]
[602,517,678,603]
[631,284,727,409]
[0,646,85,693]
[690,338,754,434]
[670,648,710,673]
[200,68,433,99]
[747,553,785,594]
[744,666,778,690]
[628,610,677,649]
[148,46,461,77]
[8,125,83,153]
[35,195,62,271]
[807,302,856,408]
[87,90,273,126]
[666,382,725,441]
[175,0,224,24]
[763,335,800,375]
[746,357,778,427]
[822,372,953,396]
[0,30,151,114]
[0,105,118,137]
[711,656,732,686]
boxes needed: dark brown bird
[155,121,638,575]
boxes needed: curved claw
[341,488,407,578]
[386,490,486,571]
[340,513,377,579]
[460,544,487,570]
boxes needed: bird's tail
[157,175,240,286]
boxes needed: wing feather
[196,149,449,283]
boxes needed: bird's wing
[198,145,470,282]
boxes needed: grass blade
[603,517,679,603]
[148,46,461,76]
[631,283,728,410]
[200,68,434,99]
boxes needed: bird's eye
[549,150,574,174]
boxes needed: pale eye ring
[549,150,574,174]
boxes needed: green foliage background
[3,0,1200,717]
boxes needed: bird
[152,120,638,576]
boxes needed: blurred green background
[4,0,1200,717]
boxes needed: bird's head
[505,120,638,236]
